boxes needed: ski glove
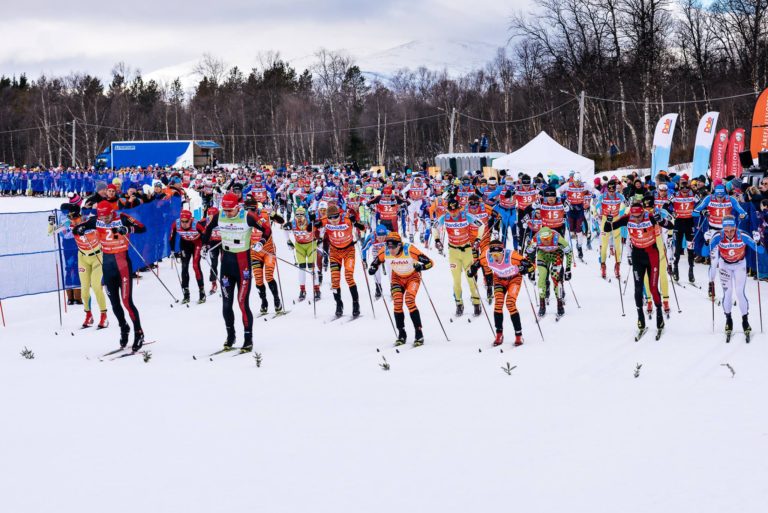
[48,215,56,225]
[113,226,129,235]
[287,240,295,249]
[563,269,572,281]
[251,242,263,253]
[367,262,379,275]
[753,231,761,243]
[413,262,425,273]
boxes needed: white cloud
[0,0,528,80]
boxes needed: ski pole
[202,249,226,299]
[0,299,5,327]
[358,243,377,319]
[469,275,495,335]
[273,252,286,309]
[610,221,626,316]
[660,238,681,313]
[567,280,581,308]
[420,276,450,342]
[311,241,317,319]
[126,238,179,303]
[521,273,545,342]
[380,289,399,337]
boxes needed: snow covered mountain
[145,38,503,91]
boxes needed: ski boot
[119,325,130,349]
[514,333,524,347]
[646,300,653,317]
[259,290,269,315]
[209,281,218,296]
[314,286,321,301]
[97,311,109,329]
[82,311,94,328]
[395,328,407,346]
[743,314,752,343]
[352,300,361,318]
[241,334,253,353]
[334,290,344,318]
[181,288,190,304]
[409,233,414,243]
[455,303,464,317]
[493,332,504,347]
[274,297,283,314]
[672,264,679,282]
[132,330,145,352]
[198,287,206,304]
[556,298,565,317]
[725,313,733,343]
[538,298,546,317]
[577,246,583,260]
[223,327,236,350]
[317,271,324,285]
[473,303,482,317]
[601,263,606,279]
[688,266,695,283]
[413,329,424,347]
[614,262,621,278]
[656,306,665,333]
[663,300,670,317]
[299,287,307,302]
[375,283,382,300]
[486,285,494,304]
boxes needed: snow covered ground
[2,196,768,513]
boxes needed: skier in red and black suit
[169,209,205,304]
[73,201,147,351]
[607,201,666,337]
[202,192,271,352]
[197,206,222,295]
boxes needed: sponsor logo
[661,119,672,134]
[719,132,728,142]
[735,131,743,142]
[114,145,136,151]
[703,117,713,133]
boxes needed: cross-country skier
[708,215,765,342]
[368,232,433,346]
[525,226,571,319]
[169,209,205,304]
[72,201,147,351]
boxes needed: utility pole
[71,119,76,168]
[449,107,456,154]
[577,91,585,155]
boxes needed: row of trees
[0,0,766,170]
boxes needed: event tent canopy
[492,131,595,180]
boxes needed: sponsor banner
[692,112,719,177]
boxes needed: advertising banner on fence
[726,128,746,178]
[751,88,768,158]
[692,112,719,178]
[710,128,730,183]
[651,113,678,177]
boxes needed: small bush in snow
[141,350,152,363]
[634,363,642,378]
[254,352,263,368]
[501,362,516,375]
[20,347,35,360]
[379,356,390,371]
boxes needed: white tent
[493,131,595,180]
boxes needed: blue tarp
[0,197,181,300]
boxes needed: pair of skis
[634,327,663,341]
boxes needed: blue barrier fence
[0,197,181,300]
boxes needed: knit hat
[95,180,107,192]
[67,192,82,206]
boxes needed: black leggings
[220,251,253,341]
[632,245,661,308]
[673,218,695,267]
[103,252,142,332]
[180,241,203,289]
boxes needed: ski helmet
[96,201,114,219]
[180,210,193,221]
[375,224,389,237]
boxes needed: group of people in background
[41,159,768,354]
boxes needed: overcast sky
[1,0,524,81]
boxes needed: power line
[78,112,447,139]
[0,123,68,135]
[455,98,577,124]
[584,90,758,105]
